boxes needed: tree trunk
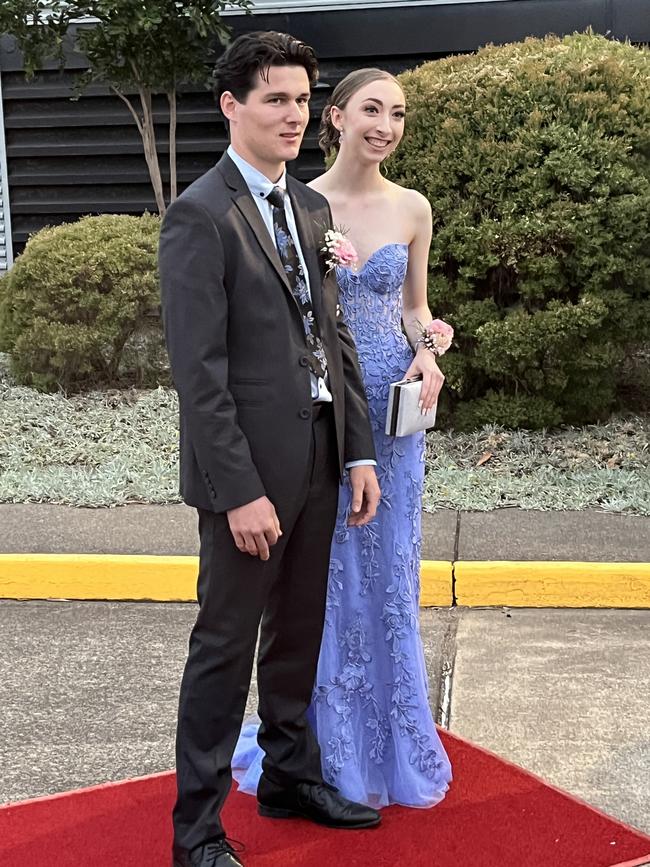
[138,87,167,215]
[168,89,177,203]
[112,85,166,215]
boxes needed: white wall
[224,0,511,12]
[0,73,14,272]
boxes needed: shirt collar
[227,145,287,202]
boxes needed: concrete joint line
[437,608,460,731]
[451,510,461,606]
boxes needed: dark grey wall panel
[234,0,608,56]
[1,0,649,255]
[612,0,650,42]
[0,51,426,252]
[224,0,648,56]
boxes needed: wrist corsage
[321,228,359,273]
[415,318,454,356]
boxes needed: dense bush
[0,214,165,391]
[391,32,650,429]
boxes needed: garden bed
[2,357,648,513]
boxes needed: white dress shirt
[227,146,375,470]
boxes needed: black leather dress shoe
[172,837,244,867]
[258,782,381,829]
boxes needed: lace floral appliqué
[312,244,451,806]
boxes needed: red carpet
[2,731,649,867]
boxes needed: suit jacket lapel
[287,176,324,325]
[217,153,324,324]
[217,153,294,299]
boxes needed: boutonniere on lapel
[320,226,359,274]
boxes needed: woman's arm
[401,190,445,414]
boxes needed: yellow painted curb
[1,554,649,608]
[455,560,650,608]
[420,560,454,607]
[0,554,199,601]
[0,554,454,606]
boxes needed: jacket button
[299,408,311,419]
[299,355,309,367]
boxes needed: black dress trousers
[173,404,340,850]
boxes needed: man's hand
[227,496,282,561]
[348,466,381,527]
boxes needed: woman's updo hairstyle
[318,68,403,155]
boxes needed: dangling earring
[338,129,344,143]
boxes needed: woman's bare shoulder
[393,182,430,216]
[308,176,352,215]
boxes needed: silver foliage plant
[1,357,648,513]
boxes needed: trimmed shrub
[0,214,165,391]
[391,32,650,429]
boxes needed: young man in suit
[159,30,381,867]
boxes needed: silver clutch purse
[385,375,437,437]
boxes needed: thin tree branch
[168,89,177,203]
[110,85,144,136]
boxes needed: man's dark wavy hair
[212,31,319,103]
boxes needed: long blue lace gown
[233,243,452,808]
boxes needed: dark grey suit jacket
[159,153,375,514]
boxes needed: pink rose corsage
[416,318,454,356]
[321,229,359,273]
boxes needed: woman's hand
[404,346,445,414]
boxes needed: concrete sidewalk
[0,503,648,836]
[2,501,650,561]
[1,600,648,835]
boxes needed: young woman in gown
[234,68,452,808]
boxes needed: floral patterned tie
[267,186,328,379]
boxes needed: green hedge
[0,214,165,391]
[391,32,650,429]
